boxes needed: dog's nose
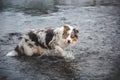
[67,40,71,43]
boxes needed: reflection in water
[2,0,59,15]
[0,0,92,15]
[0,0,3,10]
[1,0,120,15]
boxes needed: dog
[6,25,79,57]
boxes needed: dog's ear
[64,25,70,32]
[73,28,79,34]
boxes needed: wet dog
[6,25,79,57]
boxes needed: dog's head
[61,25,79,45]
[52,25,79,48]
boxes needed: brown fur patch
[37,46,43,55]
[72,37,78,42]
[62,26,70,39]
[71,28,79,42]
[64,25,70,31]
[62,33,69,39]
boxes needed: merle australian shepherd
[7,25,79,57]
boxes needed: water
[0,0,120,80]
[1,0,120,15]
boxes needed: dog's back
[7,29,55,56]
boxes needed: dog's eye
[62,32,69,39]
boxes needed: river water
[0,0,120,80]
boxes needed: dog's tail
[6,50,18,56]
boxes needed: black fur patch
[45,29,54,49]
[28,31,47,49]
[15,45,20,53]
[25,39,28,42]
[21,46,24,53]
[73,29,79,38]
[14,45,25,56]
[28,43,33,48]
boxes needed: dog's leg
[55,45,65,57]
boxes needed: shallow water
[0,0,120,80]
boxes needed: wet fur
[7,25,79,57]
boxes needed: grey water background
[0,0,120,80]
